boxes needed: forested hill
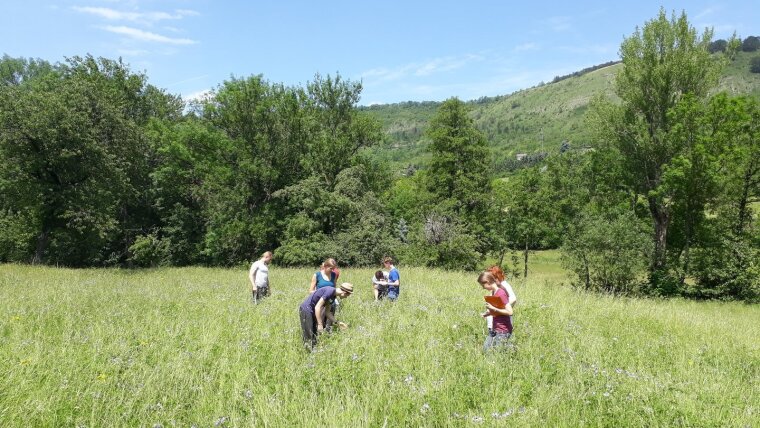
[362,50,760,171]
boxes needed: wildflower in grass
[472,415,484,423]
[214,416,228,426]
[97,373,107,381]
[244,390,253,399]
[404,374,414,384]
[420,403,430,414]
[19,358,31,365]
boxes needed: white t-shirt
[250,260,269,288]
[501,280,517,305]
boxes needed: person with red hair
[485,265,517,334]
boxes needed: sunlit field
[1,253,758,426]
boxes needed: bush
[709,39,728,53]
[561,212,650,293]
[689,235,760,302]
[741,36,760,52]
[128,233,170,267]
[750,57,760,74]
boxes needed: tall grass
[0,257,757,426]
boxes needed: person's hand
[337,321,348,330]
[317,324,324,334]
[481,311,490,318]
[485,303,496,312]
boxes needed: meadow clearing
[0,253,758,427]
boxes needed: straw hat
[338,282,353,295]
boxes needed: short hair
[262,251,273,258]
[382,256,393,264]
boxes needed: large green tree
[591,9,731,290]
[0,55,178,265]
[425,97,491,216]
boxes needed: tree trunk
[735,165,754,237]
[523,238,529,279]
[648,198,670,273]
[32,229,50,264]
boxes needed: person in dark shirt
[298,283,353,351]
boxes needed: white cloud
[694,7,720,21]
[514,42,539,52]
[73,6,200,24]
[102,25,197,45]
[183,89,213,103]
[546,16,573,32]
[361,54,482,82]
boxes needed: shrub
[750,57,760,74]
[561,212,650,294]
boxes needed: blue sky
[1,1,757,105]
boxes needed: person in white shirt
[249,251,273,303]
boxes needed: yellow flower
[19,358,31,365]
[97,373,107,381]
[11,316,20,322]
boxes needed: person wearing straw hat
[298,283,353,351]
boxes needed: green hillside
[362,50,760,170]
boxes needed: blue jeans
[387,286,399,301]
[483,331,512,352]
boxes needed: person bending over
[298,283,353,351]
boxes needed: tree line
[0,10,758,301]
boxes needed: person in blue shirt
[309,259,338,292]
[383,257,400,301]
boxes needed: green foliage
[561,211,650,293]
[0,55,178,266]
[751,57,760,73]
[741,35,760,52]
[689,226,760,302]
[425,98,490,214]
[128,233,170,267]
[590,9,731,288]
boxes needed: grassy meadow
[0,253,758,427]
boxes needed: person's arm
[309,273,317,293]
[249,264,258,291]
[324,304,337,324]
[315,298,326,332]
[504,282,517,305]
[387,269,400,287]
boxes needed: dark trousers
[299,307,317,351]
[252,286,269,303]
